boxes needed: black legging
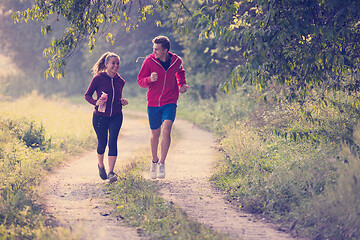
[92,112,123,156]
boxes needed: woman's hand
[96,98,106,106]
[121,98,129,106]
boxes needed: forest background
[0,0,360,239]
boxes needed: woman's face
[105,56,120,75]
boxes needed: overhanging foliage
[11,0,360,103]
[194,0,360,102]
[12,0,166,78]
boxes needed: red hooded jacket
[137,52,186,107]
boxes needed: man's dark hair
[152,36,171,51]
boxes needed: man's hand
[150,72,158,82]
[179,84,189,93]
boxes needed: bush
[211,126,341,214]
[0,94,95,239]
[6,118,50,150]
[293,136,360,239]
[184,87,360,239]
[177,86,256,135]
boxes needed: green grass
[105,153,230,240]
[0,92,231,240]
[86,86,360,239]
[2,92,96,152]
[0,93,94,239]
[178,88,360,239]
[176,86,256,135]
[3,87,359,239]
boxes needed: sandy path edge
[40,109,305,239]
[158,119,304,240]
[39,110,150,239]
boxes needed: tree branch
[179,0,192,17]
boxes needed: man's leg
[151,127,161,163]
[160,120,173,164]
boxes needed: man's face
[153,43,168,61]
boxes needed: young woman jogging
[85,52,128,182]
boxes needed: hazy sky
[0,54,16,76]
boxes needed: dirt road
[41,109,301,239]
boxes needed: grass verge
[0,93,95,239]
[176,87,360,240]
[105,153,230,240]
[0,92,231,239]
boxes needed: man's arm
[176,64,186,86]
[137,59,153,88]
[176,63,188,93]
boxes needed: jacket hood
[98,72,121,79]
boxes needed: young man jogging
[137,36,189,179]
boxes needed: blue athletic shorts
[147,103,177,130]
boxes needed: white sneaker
[150,161,158,179]
[157,163,165,179]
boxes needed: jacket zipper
[152,57,179,107]
[110,78,115,116]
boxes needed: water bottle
[98,92,108,113]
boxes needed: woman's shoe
[98,165,107,180]
[108,171,118,183]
